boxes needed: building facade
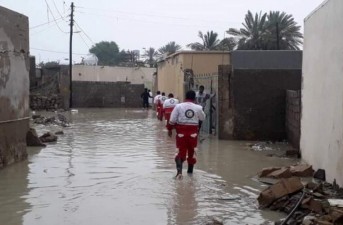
[301,0,343,186]
[157,51,230,100]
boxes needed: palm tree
[217,37,237,51]
[158,41,182,56]
[142,47,158,68]
[227,11,268,50]
[187,31,221,51]
[265,11,303,50]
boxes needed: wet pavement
[0,109,297,225]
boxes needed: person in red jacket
[167,90,205,179]
[163,93,179,127]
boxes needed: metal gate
[184,69,218,136]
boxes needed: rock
[302,215,317,225]
[39,132,58,143]
[314,169,326,181]
[32,115,42,119]
[55,130,64,135]
[266,167,292,179]
[258,167,281,177]
[26,128,46,147]
[290,164,314,177]
[331,208,343,223]
[302,197,323,213]
[257,177,304,208]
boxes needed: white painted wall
[72,65,155,90]
[301,0,343,186]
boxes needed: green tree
[142,47,158,68]
[227,11,268,50]
[217,37,237,51]
[187,31,221,50]
[89,41,120,66]
[158,41,182,56]
[265,11,303,50]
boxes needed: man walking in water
[163,93,179,127]
[167,90,205,179]
[141,88,152,109]
[154,91,162,119]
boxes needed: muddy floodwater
[0,109,297,225]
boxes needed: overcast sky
[0,0,324,64]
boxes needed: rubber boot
[187,164,194,174]
[175,158,183,178]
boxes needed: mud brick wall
[0,6,29,168]
[72,81,144,108]
[231,69,301,141]
[286,90,301,149]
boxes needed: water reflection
[0,109,297,225]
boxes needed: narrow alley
[0,109,296,225]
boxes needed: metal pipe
[0,117,30,124]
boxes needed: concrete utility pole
[69,2,74,108]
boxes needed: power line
[44,0,68,33]
[30,16,66,29]
[30,19,66,35]
[52,0,66,20]
[77,32,91,49]
[74,21,94,44]
[31,47,87,55]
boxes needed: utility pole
[69,2,74,108]
[276,22,280,50]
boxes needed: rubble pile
[32,114,69,127]
[39,132,58,143]
[256,165,343,225]
[30,94,63,110]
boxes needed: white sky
[0,0,324,64]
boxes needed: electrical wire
[30,16,66,29]
[31,47,87,56]
[74,21,94,44]
[44,0,68,33]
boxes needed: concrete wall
[286,90,301,150]
[230,51,302,141]
[72,65,155,90]
[0,6,29,167]
[72,81,144,108]
[157,51,230,101]
[231,69,301,141]
[301,0,343,186]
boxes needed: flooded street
[0,109,297,225]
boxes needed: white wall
[301,0,343,186]
[72,65,155,90]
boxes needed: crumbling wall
[72,81,144,108]
[286,90,301,150]
[0,6,29,167]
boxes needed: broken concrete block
[257,177,304,208]
[55,130,64,135]
[39,132,58,143]
[331,208,343,223]
[258,167,281,177]
[26,128,46,147]
[302,197,323,213]
[290,164,314,177]
[266,167,292,179]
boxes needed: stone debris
[32,114,69,127]
[26,128,46,147]
[55,130,64,135]
[39,132,58,143]
[257,166,343,225]
[258,164,314,179]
